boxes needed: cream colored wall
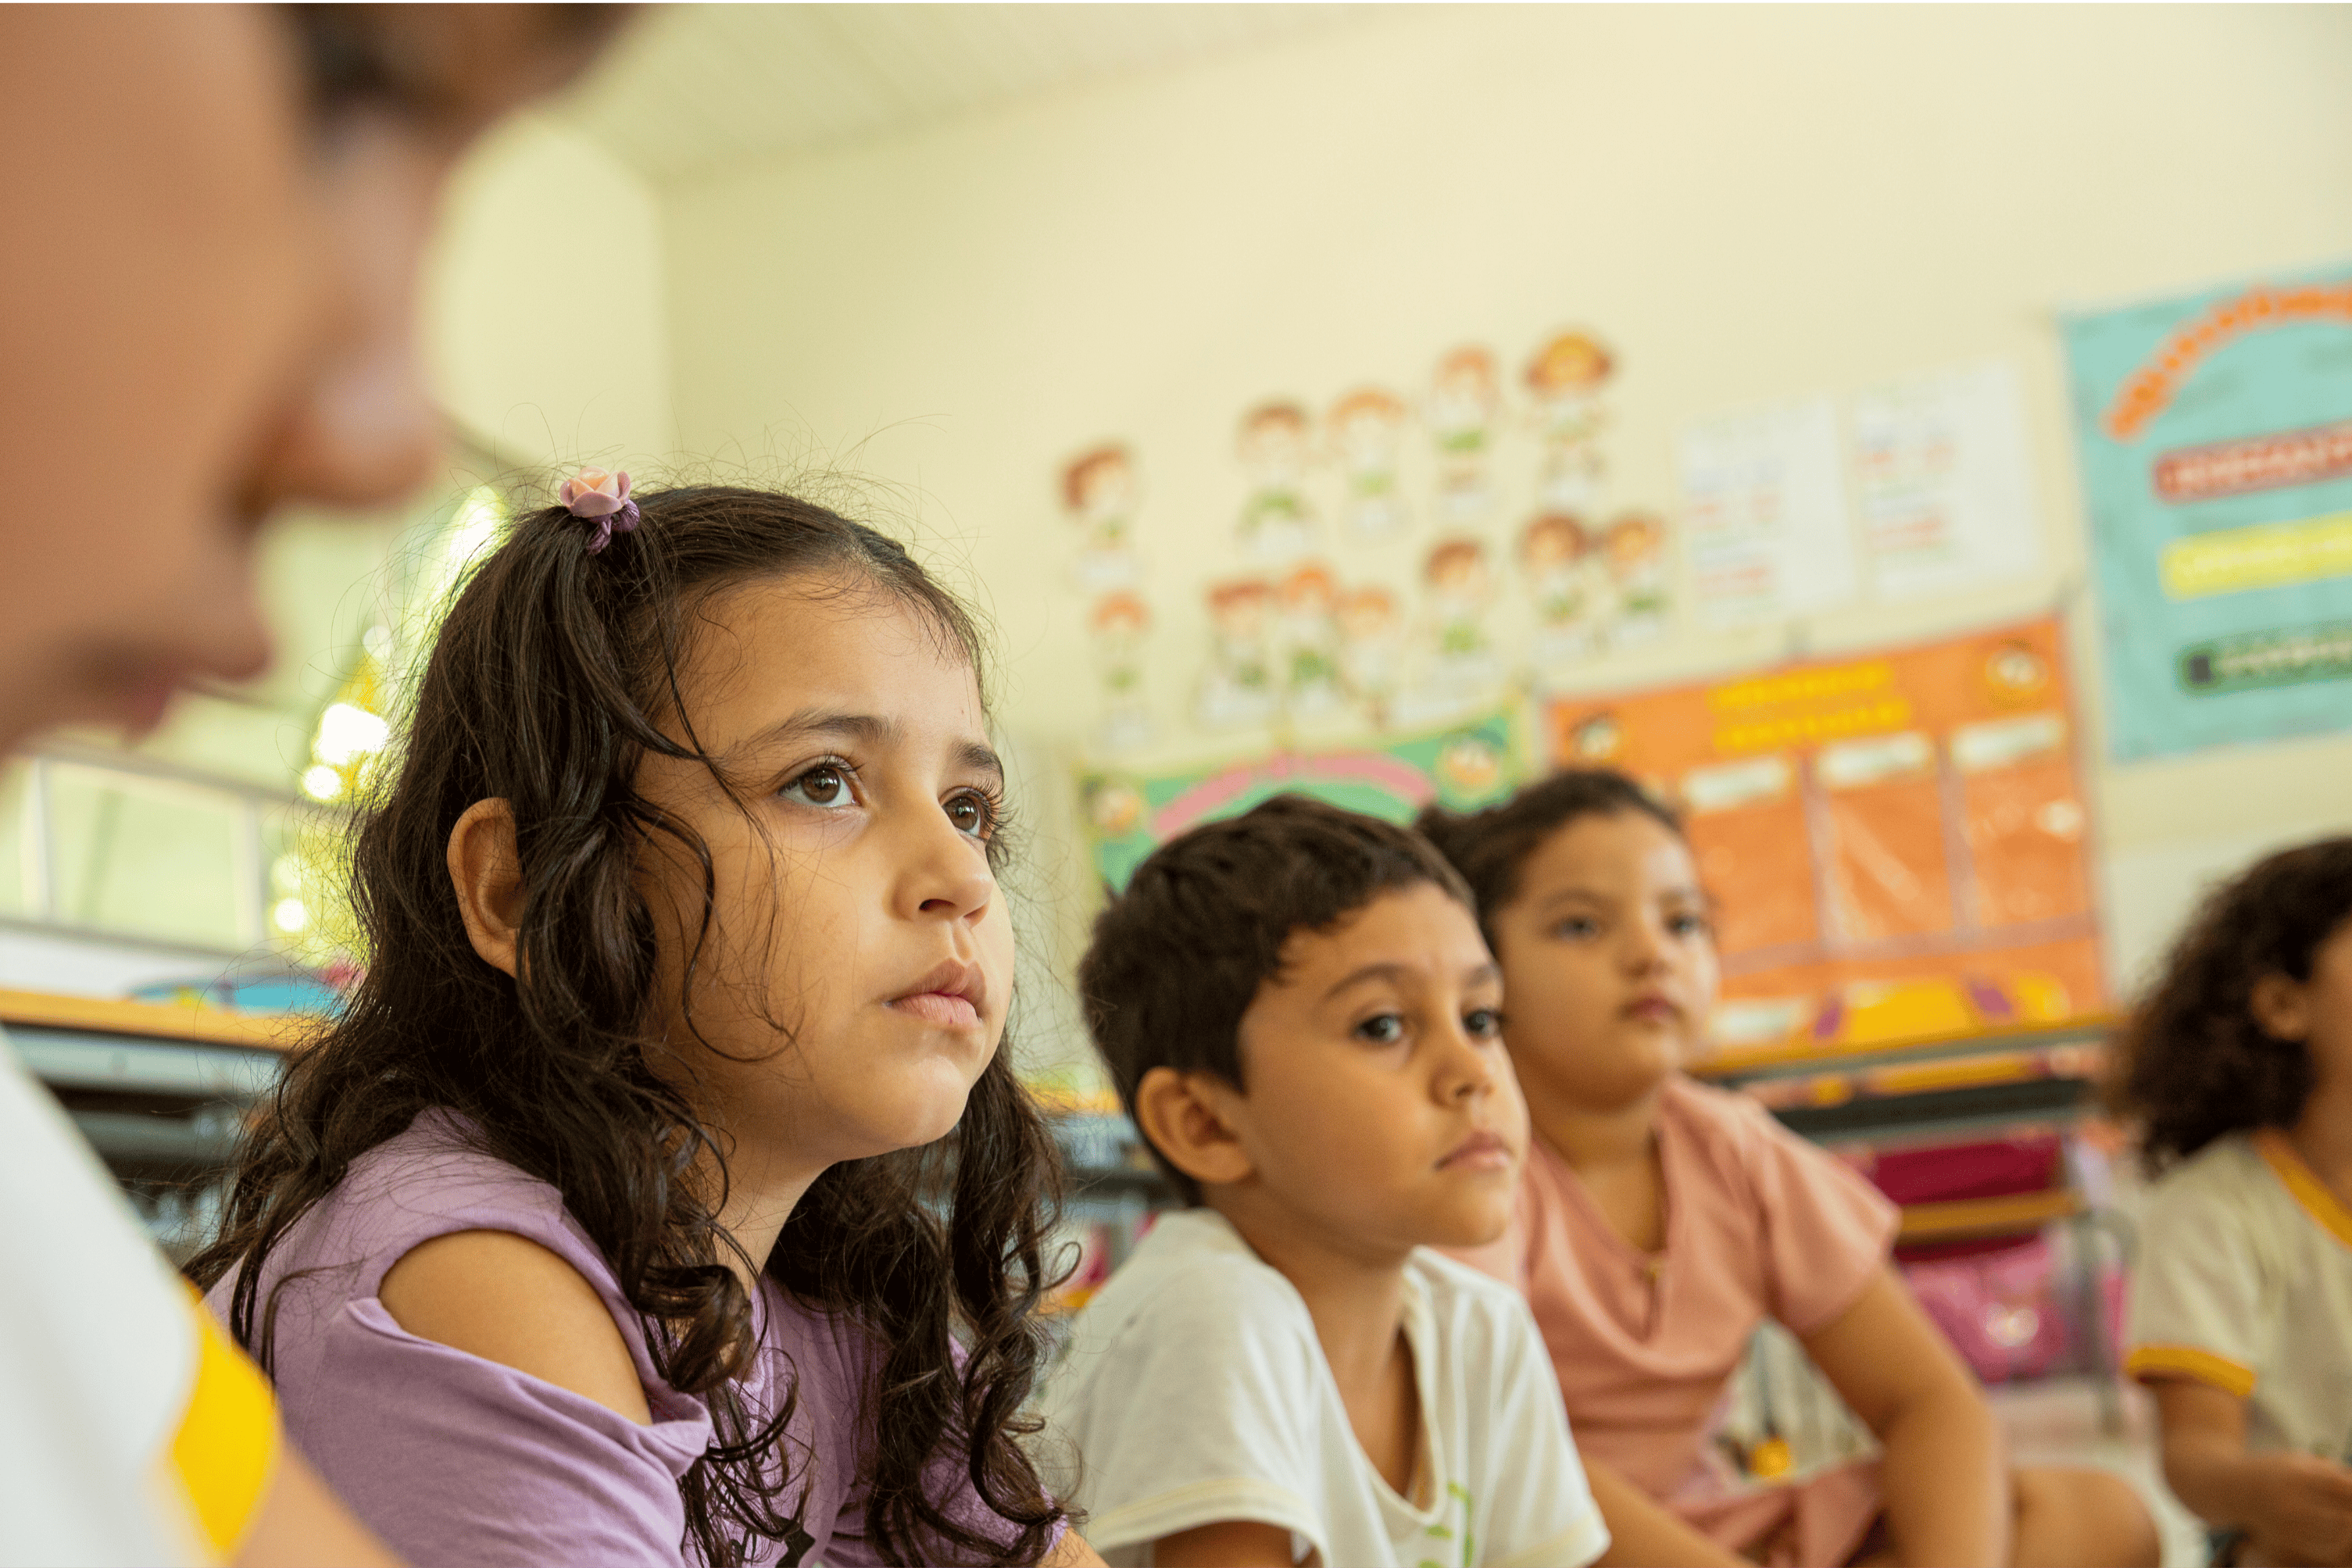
[424,112,675,468]
[655,5,2352,1072]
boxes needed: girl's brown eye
[781,766,851,809]
[946,791,997,839]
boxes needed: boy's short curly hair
[2109,836,2352,1174]
[1078,795,1472,1204]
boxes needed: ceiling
[550,3,1390,185]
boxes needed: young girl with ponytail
[191,479,1099,1568]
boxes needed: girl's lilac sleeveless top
[205,1108,1035,1567]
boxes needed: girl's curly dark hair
[2108,836,2352,1177]
[187,485,1066,1566]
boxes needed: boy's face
[1218,883,1528,1254]
[1488,811,1719,1115]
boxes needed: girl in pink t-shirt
[1421,771,2155,1568]
[189,484,1093,1567]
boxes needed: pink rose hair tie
[559,468,641,553]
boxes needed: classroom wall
[651,5,2352,1076]
[424,113,675,468]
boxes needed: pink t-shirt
[205,1109,1051,1568]
[1448,1076,1898,1566]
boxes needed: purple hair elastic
[559,468,641,553]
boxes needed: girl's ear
[2250,971,2313,1042]
[448,798,524,978]
[1134,1066,1254,1190]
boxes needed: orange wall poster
[1543,616,2102,1058]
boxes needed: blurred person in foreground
[0,8,614,1564]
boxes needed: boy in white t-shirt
[1043,796,1609,1568]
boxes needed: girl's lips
[888,991,981,1030]
[1439,1129,1513,1172]
[1622,995,1681,1025]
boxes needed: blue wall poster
[2062,264,2352,760]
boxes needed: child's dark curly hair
[2109,836,2352,1175]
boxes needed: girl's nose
[1621,920,1671,973]
[901,814,997,926]
[248,123,448,516]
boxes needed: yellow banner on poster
[2159,510,2352,600]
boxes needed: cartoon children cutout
[1087,590,1153,754]
[1085,777,1147,843]
[1235,401,1318,563]
[1278,562,1347,720]
[1196,577,1279,731]
[1390,535,1505,730]
[1428,346,1503,528]
[1425,538,1495,662]
[1600,509,1672,646]
[1326,387,1410,542]
[1063,443,1143,591]
[1525,330,1614,514]
[1519,512,1600,670]
[1337,584,1405,730]
[1564,708,1626,765]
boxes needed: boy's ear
[2251,971,2312,1041]
[448,798,523,979]
[1134,1066,1254,1190]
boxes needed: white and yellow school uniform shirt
[2125,1129,2352,1457]
[0,1035,279,1566]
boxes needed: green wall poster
[2062,263,2352,760]
[1079,711,1521,891]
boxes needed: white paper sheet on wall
[1678,395,1859,628]
[1851,361,2042,601]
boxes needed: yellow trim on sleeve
[2254,1129,2352,1252]
[172,1288,283,1562]
[2124,1343,2257,1398]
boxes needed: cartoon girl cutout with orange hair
[1519,512,1600,668]
[1235,401,1318,563]
[1526,330,1614,514]
[1196,577,1279,731]
[1277,562,1347,719]
[1088,590,1153,753]
[1327,387,1410,542]
[1062,443,1143,591]
[1337,584,1405,730]
[1428,346,1502,527]
[1600,509,1671,646]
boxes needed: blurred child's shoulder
[1658,1073,1787,1160]
[2145,1130,2292,1216]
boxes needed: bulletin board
[1081,709,1521,892]
[1543,617,2103,1053]
[2063,264,2352,760]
